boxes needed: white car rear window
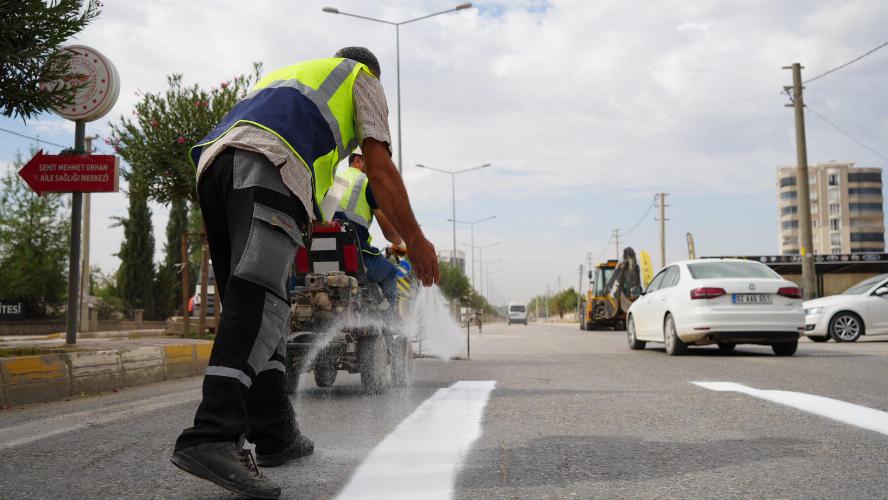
[510,305,526,312]
[687,262,779,279]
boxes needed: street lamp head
[455,2,473,10]
[322,6,339,13]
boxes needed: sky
[1,0,887,304]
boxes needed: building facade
[777,162,884,255]
[437,249,466,274]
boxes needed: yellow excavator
[580,248,653,331]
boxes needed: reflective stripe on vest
[191,58,372,221]
[340,171,372,228]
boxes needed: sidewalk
[0,333,212,407]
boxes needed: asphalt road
[1,322,887,499]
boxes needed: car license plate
[732,293,773,304]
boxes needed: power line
[622,195,658,236]
[806,105,888,163]
[782,87,888,164]
[0,126,68,149]
[804,39,888,84]
[0,126,109,154]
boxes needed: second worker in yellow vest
[333,152,405,314]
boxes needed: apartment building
[777,162,884,255]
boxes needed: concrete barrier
[69,350,122,394]
[0,341,212,406]
[163,345,196,379]
[120,346,165,387]
[0,354,71,405]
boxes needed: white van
[507,302,528,325]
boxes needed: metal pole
[614,228,621,260]
[198,231,209,336]
[395,24,402,174]
[451,174,457,267]
[65,120,85,345]
[470,224,476,289]
[79,136,94,332]
[181,233,190,336]
[659,193,668,268]
[787,62,818,299]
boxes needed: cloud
[558,214,582,227]
[2,0,886,301]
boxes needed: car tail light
[343,244,359,273]
[690,287,726,300]
[777,286,803,299]
[295,247,310,274]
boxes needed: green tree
[437,260,471,304]
[114,189,155,318]
[108,66,260,204]
[0,0,101,120]
[0,151,70,317]
[154,198,188,318]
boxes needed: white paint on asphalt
[336,380,497,500]
[692,382,888,436]
[0,389,201,450]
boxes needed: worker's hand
[389,243,408,256]
[405,235,439,286]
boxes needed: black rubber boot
[256,434,315,467]
[171,442,281,499]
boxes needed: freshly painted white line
[0,389,201,450]
[692,382,888,436]
[336,380,497,500]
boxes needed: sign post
[28,45,119,345]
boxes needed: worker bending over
[171,47,439,499]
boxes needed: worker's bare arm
[373,209,405,247]
[362,138,439,286]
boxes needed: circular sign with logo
[42,45,120,122]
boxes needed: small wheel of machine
[626,316,646,350]
[808,335,830,343]
[828,312,863,342]
[286,371,300,395]
[717,343,736,352]
[663,314,687,356]
[772,340,798,356]
[359,334,391,393]
[313,366,337,388]
[391,337,414,387]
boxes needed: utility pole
[79,134,98,332]
[613,228,621,260]
[784,62,818,300]
[657,193,669,268]
[577,264,583,321]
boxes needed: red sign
[18,150,119,196]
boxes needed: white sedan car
[803,273,888,342]
[626,259,805,356]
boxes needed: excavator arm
[591,247,642,322]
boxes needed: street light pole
[416,163,490,267]
[323,3,473,174]
[450,215,496,288]
[465,241,498,298]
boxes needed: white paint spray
[692,382,888,436]
[403,285,463,360]
[336,380,496,500]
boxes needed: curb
[0,341,212,407]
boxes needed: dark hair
[349,153,363,165]
[334,46,381,78]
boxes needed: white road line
[692,382,888,436]
[0,389,201,450]
[336,380,497,500]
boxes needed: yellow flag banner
[639,251,654,287]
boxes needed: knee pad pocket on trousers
[234,203,301,298]
[247,292,290,374]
